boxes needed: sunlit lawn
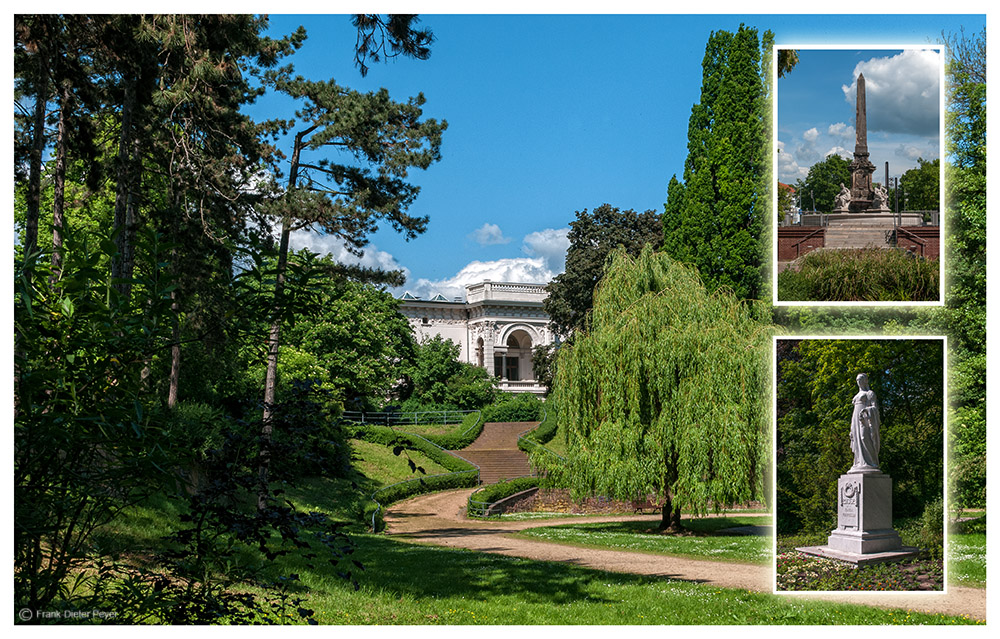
[350,439,450,485]
[513,516,772,564]
[93,434,982,626]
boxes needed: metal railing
[790,228,825,258]
[342,409,477,427]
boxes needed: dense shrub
[483,393,544,422]
[164,401,227,461]
[777,248,939,302]
[919,497,945,559]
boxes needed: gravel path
[384,488,986,622]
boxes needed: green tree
[776,339,944,533]
[253,30,447,506]
[794,153,851,214]
[543,204,661,337]
[403,335,498,410]
[554,246,771,531]
[899,157,941,213]
[662,25,773,301]
[941,27,986,509]
[282,264,416,409]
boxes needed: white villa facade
[398,281,554,395]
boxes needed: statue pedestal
[797,471,920,565]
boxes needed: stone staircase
[823,227,891,250]
[450,421,538,484]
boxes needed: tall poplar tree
[554,246,771,531]
[662,25,773,301]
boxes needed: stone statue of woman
[835,183,851,210]
[850,373,880,472]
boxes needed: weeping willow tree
[552,246,771,531]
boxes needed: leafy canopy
[662,24,773,302]
[543,204,661,337]
[554,246,771,529]
[794,153,851,214]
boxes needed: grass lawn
[394,421,469,437]
[256,531,979,625]
[89,434,981,625]
[513,516,772,564]
[948,533,986,587]
[93,483,983,625]
[350,439,451,485]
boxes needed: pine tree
[255,64,447,507]
[662,25,772,302]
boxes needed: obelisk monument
[844,74,876,212]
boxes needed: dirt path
[385,488,986,622]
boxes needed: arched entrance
[493,329,533,381]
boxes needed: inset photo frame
[773,46,945,306]
[772,336,947,593]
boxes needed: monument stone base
[795,471,920,566]
[826,211,924,227]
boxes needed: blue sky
[777,47,943,193]
[246,13,985,300]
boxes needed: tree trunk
[51,80,69,280]
[167,287,181,409]
[111,76,137,299]
[658,492,683,533]
[258,129,307,510]
[25,49,49,267]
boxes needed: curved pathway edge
[384,488,986,622]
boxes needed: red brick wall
[898,227,940,260]
[778,227,825,261]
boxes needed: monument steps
[450,421,538,484]
[822,228,891,250]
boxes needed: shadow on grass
[351,534,643,603]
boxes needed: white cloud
[403,258,555,301]
[842,49,941,136]
[776,139,808,183]
[468,222,511,246]
[292,225,571,303]
[288,231,411,278]
[827,122,855,145]
[824,146,851,160]
[399,227,570,301]
[802,127,820,143]
[522,227,570,274]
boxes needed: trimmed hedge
[467,476,540,518]
[420,411,484,450]
[348,423,477,473]
[518,404,556,451]
[351,423,483,531]
[483,394,543,422]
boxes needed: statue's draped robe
[850,389,880,470]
